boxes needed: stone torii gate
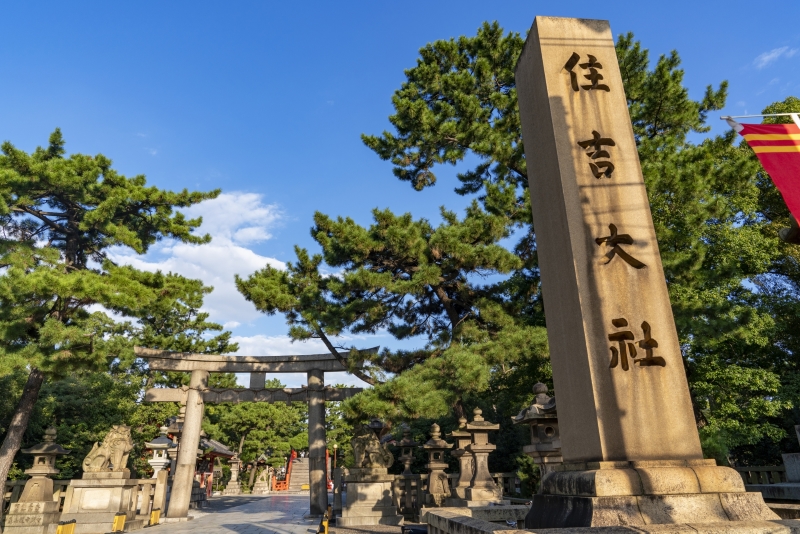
[134,347,364,519]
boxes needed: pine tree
[0,129,220,486]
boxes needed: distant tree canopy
[240,22,800,466]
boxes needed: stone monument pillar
[444,417,472,506]
[167,369,208,519]
[4,427,69,534]
[306,369,328,517]
[60,426,144,533]
[222,455,242,495]
[339,424,403,527]
[511,383,562,477]
[514,15,779,528]
[421,424,452,508]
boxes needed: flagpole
[721,113,800,119]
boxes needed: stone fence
[426,508,529,534]
[0,478,206,517]
[393,472,521,517]
[332,468,521,519]
[734,466,788,485]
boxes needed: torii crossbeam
[135,347,365,519]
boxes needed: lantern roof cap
[422,423,452,450]
[21,427,70,456]
[145,426,176,450]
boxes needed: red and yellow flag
[739,123,800,220]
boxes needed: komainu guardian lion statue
[82,425,134,472]
[351,425,393,470]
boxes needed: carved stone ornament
[82,425,134,472]
[351,424,393,469]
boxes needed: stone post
[307,369,328,517]
[514,15,779,528]
[152,470,169,515]
[167,369,208,519]
[444,418,472,506]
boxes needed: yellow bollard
[56,520,76,534]
[149,508,161,526]
[111,512,126,532]
[317,508,330,534]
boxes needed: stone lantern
[223,454,242,495]
[145,426,175,478]
[4,427,70,534]
[444,417,472,506]
[511,383,562,477]
[422,423,452,507]
[396,426,419,476]
[464,408,502,504]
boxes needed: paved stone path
[148,495,319,534]
[146,494,408,534]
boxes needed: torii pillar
[168,369,208,519]
[307,369,327,517]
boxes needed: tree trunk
[0,368,45,522]
[248,463,258,489]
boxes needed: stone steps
[288,458,309,491]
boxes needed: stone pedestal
[60,472,144,534]
[251,481,270,495]
[4,501,61,534]
[338,468,403,527]
[221,480,241,495]
[527,460,778,528]
[251,468,272,495]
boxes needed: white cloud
[109,192,285,325]
[754,46,799,69]
[182,193,282,245]
[230,334,373,388]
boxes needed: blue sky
[2,1,799,386]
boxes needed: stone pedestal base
[3,501,61,534]
[60,473,144,533]
[338,468,403,527]
[443,497,510,508]
[444,485,505,508]
[251,481,270,495]
[527,460,779,529]
[222,481,241,495]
